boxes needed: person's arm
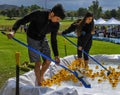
[51,23,59,57]
[62,23,77,35]
[12,10,39,32]
[50,23,60,64]
[7,11,41,39]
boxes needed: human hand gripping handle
[78,46,82,51]
[7,31,15,39]
[1,31,15,39]
[57,31,62,35]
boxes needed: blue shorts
[27,36,51,63]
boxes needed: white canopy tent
[95,18,106,25]
[103,17,120,25]
[94,19,96,23]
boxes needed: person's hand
[7,31,15,39]
[78,46,82,51]
[57,31,62,35]
[55,56,60,65]
[91,31,95,35]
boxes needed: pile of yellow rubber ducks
[41,59,120,88]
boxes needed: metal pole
[15,52,20,95]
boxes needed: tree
[6,9,13,19]
[88,0,102,19]
[117,7,120,19]
[11,8,19,17]
[104,10,111,19]
[104,9,118,19]
[0,10,7,16]
[77,8,88,17]
[66,11,77,20]
[30,4,41,12]
[19,5,29,17]
[110,9,117,18]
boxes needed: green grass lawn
[0,15,18,26]
[0,16,120,88]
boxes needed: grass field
[0,16,120,88]
[0,15,18,26]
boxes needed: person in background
[7,4,65,86]
[20,25,23,32]
[23,24,28,32]
[61,12,94,68]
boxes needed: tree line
[0,4,43,19]
[67,0,120,20]
[0,0,120,20]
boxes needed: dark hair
[82,12,94,24]
[51,4,65,19]
[76,12,94,36]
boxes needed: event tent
[103,17,120,25]
[95,18,106,25]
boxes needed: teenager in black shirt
[7,4,65,86]
[62,12,94,68]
